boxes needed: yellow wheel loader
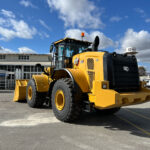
[13,36,150,122]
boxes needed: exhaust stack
[92,36,100,51]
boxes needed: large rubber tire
[26,79,45,108]
[95,107,120,115]
[51,78,82,122]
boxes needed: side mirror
[50,45,53,53]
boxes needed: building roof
[0,62,51,66]
[0,53,51,56]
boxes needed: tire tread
[52,78,82,122]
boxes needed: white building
[0,53,51,89]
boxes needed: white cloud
[0,27,15,40]
[110,16,122,22]
[65,29,114,49]
[0,46,38,54]
[39,19,51,31]
[117,29,150,63]
[120,29,150,50]
[0,18,6,25]
[11,19,36,38]
[0,9,37,40]
[1,9,15,18]
[134,8,145,14]
[145,18,150,23]
[20,0,37,8]
[0,19,37,40]
[134,8,146,18]
[65,29,86,40]
[18,47,37,53]
[47,0,104,29]
[38,32,50,39]
[0,46,14,53]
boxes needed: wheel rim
[55,90,65,111]
[28,86,32,100]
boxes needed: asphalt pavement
[0,91,150,150]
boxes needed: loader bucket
[13,80,29,102]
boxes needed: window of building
[24,66,30,72]
[31,66,35,72]
[7,65,15,72]
[18,55,29,61]
[0,65,6,70]
[0,55,6,59]
[24,73,31,79]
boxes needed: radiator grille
[112,59,139,91]
[88,71,95,89]
[105,54,140,92]
[87,58,94,70]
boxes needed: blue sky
[0,0,150,70]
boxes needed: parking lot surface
[0,91,150,150]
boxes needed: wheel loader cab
[50,38,91,69]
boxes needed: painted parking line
[124,108,150,121]
[116,115,150,136]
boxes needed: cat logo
[123,66,129,72]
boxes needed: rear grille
[104,53,140,92]
[87,58,94,70]
[88,71,95,89]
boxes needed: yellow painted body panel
[13,80,29,101]
[67,68,90,92]
[13,67,53,101]
[89,80,150,109]
[72,52,105,91]
[72,52,150,109]
[32,74,50,92]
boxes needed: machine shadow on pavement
[17,101,51,109]
[73,108,150,139]
[14,99,150,139]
